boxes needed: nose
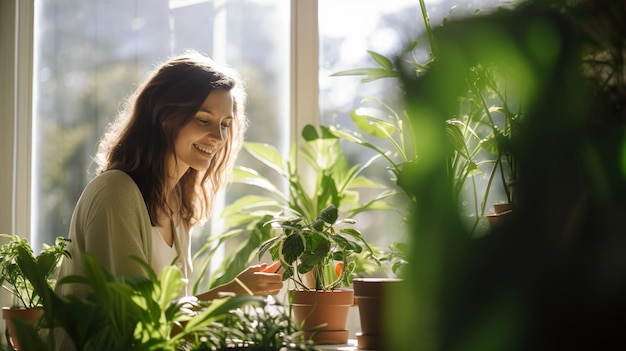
[207,121,226,144]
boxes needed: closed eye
[221,117,233,129]
[196,118,211,125]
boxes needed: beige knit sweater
[57,169,192,294]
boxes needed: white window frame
[0,0,34,240]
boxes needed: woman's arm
[195,262,283,300]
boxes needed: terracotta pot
[291,289,354,344]
[353,278,402,350]
[486,203,514,229]
[2,307,44,351]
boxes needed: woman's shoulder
[82,170,143,204]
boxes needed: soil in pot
[291,289,354,344]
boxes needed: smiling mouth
[194,144,215,156]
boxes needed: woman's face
[171,88,234,178]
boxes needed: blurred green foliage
[390,1,626,350]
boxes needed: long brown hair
[95,51,248,228]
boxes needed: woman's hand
[196,262,284,301]
[233,262,283,296]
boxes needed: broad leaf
[351,109,396,138]
[318,205,339,224]
[244,142,287,176]
[368,50,394,71]
[232,167,285,200]
[282,234,304,265]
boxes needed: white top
[151,226,179,276]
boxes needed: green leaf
[368,50,394,70]
[301,124,319,141]
[310,219,325,232]
[12,319,48,351]
[318,205,339,224]
[480,134,500,154]
[182,296,263,335]
[231,167,286,201]
[351,110,396,138]
[331,68,399,82]
[317,174,340,214]
[340,228,365,241]
[445,120,467,153]
[282,234,304,265]
[466,160,482,175]
[307,232,331,258]
[157,266,184,308]
[297,252,321,274]
[220,194,282,218]
[329,234,352,251]
[346,175,388,189]
[327,125,367,144]
[243,141,287,176]
[258,234,281,261]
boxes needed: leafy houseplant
[257,204,373,344]
[193,124,393,294]
[0,234,70,350]
[259,204,373,291]
[0,234,71,309]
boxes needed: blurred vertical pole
[209,0,228,281]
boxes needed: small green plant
[0,234,70,309]
[258,204,375,291]
[200,302,318,351]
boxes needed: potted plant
[0,234,70,350]
[350,240,408,350]
[193,124,393,295]
[257,204,373,344]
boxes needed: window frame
[0,0,34,241]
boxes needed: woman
[56,51,283,302]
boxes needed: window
[31,0,290,251]
[2,0,514,251]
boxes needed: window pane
[32,0,289,250]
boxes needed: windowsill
[316,339,361,351]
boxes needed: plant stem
[418,0,436,57]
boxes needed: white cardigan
[56,169,192,298]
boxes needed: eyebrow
[197,109,233,118]
[197,108,213,115]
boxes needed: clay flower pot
[486,202,514,229]
[291,289,354,344]
[2,307,44,351]
[353,278,402,350]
